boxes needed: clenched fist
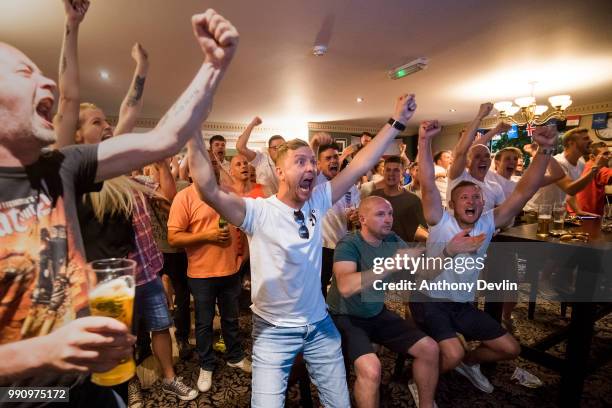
[192,9,239,68]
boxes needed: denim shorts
[135,276,172,332]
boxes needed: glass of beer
[552,202,566,233]
[602,203,612,232]
[537,204,552,237]
[88,258,136,386]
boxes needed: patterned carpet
[129,295,612,407]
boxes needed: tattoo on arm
[126,75,146,107]
[61,56,67,74]
[65,24,70,37]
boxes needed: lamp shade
[514,96,536,108]
[534,105,549,116]
[507,105,520,115]
[548,95,572,109]
[494,101,513,113]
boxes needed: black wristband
[388,118,406,132]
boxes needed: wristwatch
[537,147,554,156]
[388,118,406,132]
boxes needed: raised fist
[192,9,239,68]
[495,121,512,133]
[418,120,441,140]
[250,116,263,127]
[477,102,494,119]
[532,126,558,149]
[393,94,417,124]
[131,43,149,67]
[62,0,90,25]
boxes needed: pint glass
[88,258,136,386]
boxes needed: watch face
[595,117,612,141]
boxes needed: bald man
[327,196,439,408]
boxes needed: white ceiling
[1,0,611,132]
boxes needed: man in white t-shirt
[186,94,418,407]
[314,142,360,297]
[433,149,452,204]
[447,105,510,212]
[209,134,231,173]
[525,127,605,212]
[410,119,558,394]
[235,116,285,197]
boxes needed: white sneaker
[227,357,252,373]
[455,362,494,393]
[197,368,213,392]
[408,381,439,408]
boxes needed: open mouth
[101,132,113,141]
[329,164,338,172]
[506,166,515,173]
[465,207,476,217]
[299,177,313,193]
[35,98,54,128]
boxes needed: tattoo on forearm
[126,75,146,107]
[61,56,67,74]
[65,24,70,37]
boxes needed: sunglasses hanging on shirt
[293,210,310,239]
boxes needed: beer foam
[90,277,135,299]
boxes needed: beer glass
[88,258,136,386]
[552,202,566,233]
[602,203,612,232]
[537,204,552,237]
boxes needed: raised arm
[156,159,177,201]
[417,120,444,225]
[448,102,493,180]
[188,133,246,226]
[95,9,238,182]
[555,151,607,195]
[236,116,262,161]
[53,0,90,148]
[114,43,149,136]
[330,94,416,203]
[494,127,557,228]
[473,122,511,146]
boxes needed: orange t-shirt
[168,185,243,278]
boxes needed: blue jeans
[251,313,349,407]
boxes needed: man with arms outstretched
[409,120,557,394]
[187,94,418,407]
[0,7,238,406]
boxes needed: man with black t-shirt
[0,9,238,406]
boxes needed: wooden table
[486,219,612,407]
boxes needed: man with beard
[315,142,360,297]
[525,127,608,212]
[409,119,557,394]
[186,94,418,407]
[0,8,239,406]
[235,116,286,197]
[372,156,428,243]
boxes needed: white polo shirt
[251,150,279,197]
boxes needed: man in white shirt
[235,116,285,197]
[433,149,452,204]
[525,127,604,212]
[447,105,509,212]
[411,119,557,394]
[315,142,360,297]
[186,94,418,407]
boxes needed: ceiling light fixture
[99,70,110,80]
[493,82,572,126]
[356,97,364,103]
[387,57,428,80]
[449,108,456,112]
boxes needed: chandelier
[493,83,572,126]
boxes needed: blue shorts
[135,276,172,332]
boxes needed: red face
[437,151,453,169]
[450,184,484,227]
[77,108,113,144]
[278,146,317,204]
[211,140,226,161]
[0,44,57,148]
[496,151,519,179]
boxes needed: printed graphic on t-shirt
[0,193,90,344]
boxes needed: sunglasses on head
[293,210,310,239]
